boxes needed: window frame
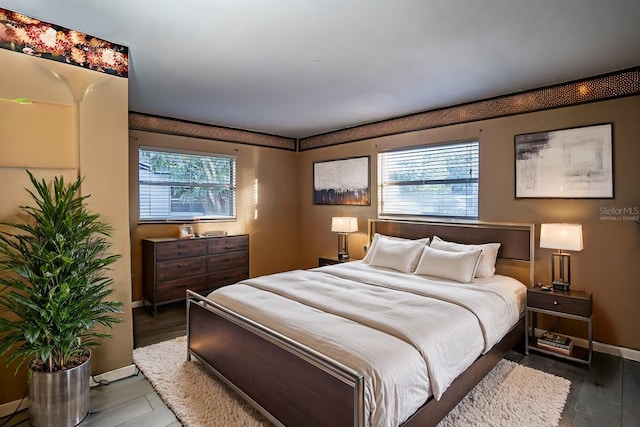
[377,140,479,220]
[138,146,237,224]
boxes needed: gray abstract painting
[515,124,612,198]
[313,156,370,205]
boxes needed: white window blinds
[378,141,479,218]
[138,148,236,222]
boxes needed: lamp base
[337,251,349,260]
[552,281,570,291]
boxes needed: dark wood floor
[133,301,188,349]
[506,350,639,426]
[2,301,639,426]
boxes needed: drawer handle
[224,246,235,250]
[176,264,189,269]
[553,301,559,305]
[177,284,188,288]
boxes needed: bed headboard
[368,219,534,286]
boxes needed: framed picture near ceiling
[313,156,370,205]
[515,123,613,198]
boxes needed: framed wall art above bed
[514,123,613,199]
[313,156,370,205]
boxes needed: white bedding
[207,261,525,427]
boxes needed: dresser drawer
[156,239,207,261]
[157,257,207,282]
[208,235,249,254]
[527,291,592,317]
[207,252,248,271]
[156,276,207,302]
[207,267,249,290]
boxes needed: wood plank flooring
[2,301,638,426]
[506,350,639,426]
[133,301,187,349]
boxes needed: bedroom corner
[0,43,132,411]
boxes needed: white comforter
[207,261,525,427]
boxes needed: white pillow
[367,237,426,273]
[414,245,482,283]
[430,236,501,278]
[363,233,430,264]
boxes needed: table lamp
[539,223,583,291]
[331,217,358,259]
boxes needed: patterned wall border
[129,112,297,151]
[0,8,128,77]
[299,67,640,151]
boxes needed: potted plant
[0,171,123,427]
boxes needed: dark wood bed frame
[186,219,534,427]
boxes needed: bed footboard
[186,290,365,427]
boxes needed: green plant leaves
[0,170,123,373]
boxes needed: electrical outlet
[363,244,369,253]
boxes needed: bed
[186,219,534,426]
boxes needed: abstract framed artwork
[515,123,613,198]
[313,156,370,205]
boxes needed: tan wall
[1,42,637,412]
[299,96,640,351]
[0,49,132,404]
[129,130,299,303]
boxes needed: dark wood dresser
[142,234,249,315]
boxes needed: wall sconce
[539,223,583,291]
[331,217,358,260]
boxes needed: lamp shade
[331,217,358,233]
[540,223,583,251]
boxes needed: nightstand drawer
[318,256,355,266]
[527,291,592,317]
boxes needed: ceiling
[3,0,639,139]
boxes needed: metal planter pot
[29,353,91,427]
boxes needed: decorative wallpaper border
[0,8,128,77]
[299,67,640,151]
[129,112,297,151]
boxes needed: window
[138,147,236,222]
[378,141,479,218]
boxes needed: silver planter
[29,352,91,427]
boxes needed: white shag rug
[133,336,571,427]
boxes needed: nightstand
[318,256,356,267]
[525,287,593,367]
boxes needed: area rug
[133,336,571,427]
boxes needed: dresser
[142,234,249,315]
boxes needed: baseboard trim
[533,327,640,362]
[90,364,138,387]
[592,340,640,362]
[0,364,139,418]
[0,397,29,419]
